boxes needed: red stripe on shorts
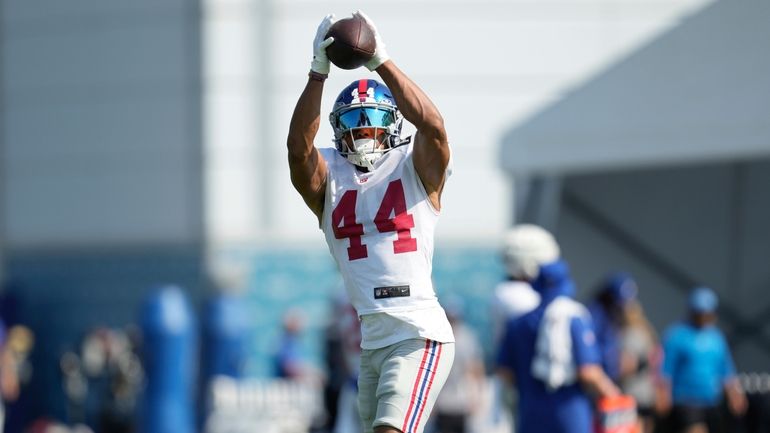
[412,342,442,431]
[402,340,432,433]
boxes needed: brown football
[324,16,376,70]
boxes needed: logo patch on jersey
[374,285,411,299]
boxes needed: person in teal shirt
[659,287,747,433]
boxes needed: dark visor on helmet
[337,107,395,130]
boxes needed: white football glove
[354,10,390,71]
[311,14,336,75]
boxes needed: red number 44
[331,179,418,261]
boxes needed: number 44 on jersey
[332,179,418,261]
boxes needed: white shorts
[358,338,455,433]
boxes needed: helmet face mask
[330,80,405,170]
[340,129,389,170]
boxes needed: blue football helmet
[329,79,407,170]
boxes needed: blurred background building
[501,0,770,372]
[1,0,768,430]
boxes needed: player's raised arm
[354,11,450,210]
[287,14,336,222]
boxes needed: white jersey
[320,143,453,349]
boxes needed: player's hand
[353,10,390,71]
[311,14,336,75]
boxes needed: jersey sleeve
[570,315,601,366]
[660,327,680,381]
[718,332,737,381]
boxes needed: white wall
[1,0,203,248]
[203,0,711,249]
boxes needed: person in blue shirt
[274,309,310,379]
[496,225,619,433]
[659,287,747,433]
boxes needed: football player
[286,10,455,433]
